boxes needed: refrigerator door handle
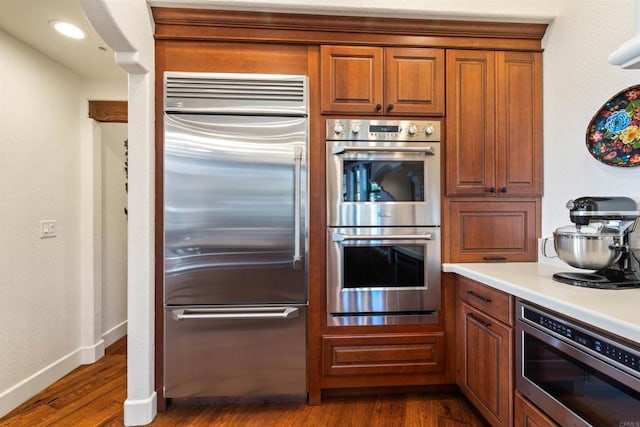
[331,145,434,155]
[172,306,300,321]
[332,233,433,242]
[293,146,303,270]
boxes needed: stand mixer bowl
[553,226,623,270]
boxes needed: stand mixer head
[567,196,639,231]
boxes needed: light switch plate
[40,220,57,238]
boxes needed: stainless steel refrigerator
[162,72,308,401]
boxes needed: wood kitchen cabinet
[456,276,514,427]
[152,7,548,408]
[445,199,539,262]
[445,50,542,197]
[321,45,445,115]
[514,391,559,427]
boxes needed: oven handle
[331,145,434,155]
[332,233,433,242]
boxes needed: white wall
[542,0,640,237]
[101,123,128,345]
[0,27,128,417]
[0,28,84,416]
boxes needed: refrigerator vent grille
[164,72,308,115]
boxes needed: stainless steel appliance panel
[164,113,307,305]
[327,227,441,316]
[326,119,440,227]
[164,305,307,399]
[165,72,308,116]
[516,301,640,426]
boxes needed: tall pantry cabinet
[444,50,542,262]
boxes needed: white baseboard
[124,391,157,426]
[103,320,128,348]
[0,348,84,418]
[80,339,105,365]
[0,321,129,419]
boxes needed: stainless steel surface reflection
[326,119,441,227]
[325,119,442,325]
[164,114,308,305]
[516,300,640,426]
[164,305,307,400]
[162,72,308,400]
[327,227,441,323]
[552,230,623,270]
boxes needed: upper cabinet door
[385,47,445,116]
[495,51,543,196]
[320,45,384,114]
[321,45,444,115]
[445,50,542,197]
[446,50,496,196]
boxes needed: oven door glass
[342,160,424,202]
[522,331,640,426]
[326,143,440,227]
[327,227,441,315]
[343,245,424,288]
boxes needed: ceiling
[0,0,126,81]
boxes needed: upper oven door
[326,122,440,227]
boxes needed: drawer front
[322,333,445,376]
[458,276,513,326]
[514,391,559,427]
[447,200,539,262]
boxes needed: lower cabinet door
[457,302,513,427]
[514,391,558,427]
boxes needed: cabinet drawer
[458,276,513,326]
[322,333,445,376]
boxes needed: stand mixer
[550,196,640,289]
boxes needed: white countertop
[443,262,640,343]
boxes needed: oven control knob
[407,125,418,136]
[351,124,361,135]
[425,125,435,136]
[333,123,343,135]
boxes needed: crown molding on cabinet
[152,8,547,51]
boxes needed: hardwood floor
[0,337,127,426]
[0,337,487,426]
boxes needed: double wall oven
[516,300,640,426]
[326,119,441,326]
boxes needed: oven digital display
[369,125,399,133]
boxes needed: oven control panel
[522,306,640,375]
[326,119,441,142]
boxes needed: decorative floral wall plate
[586,84,640,167]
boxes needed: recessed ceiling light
[49,20,86,40]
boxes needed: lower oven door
[327,227,441,322]
[516,316,640,426]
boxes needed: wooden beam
[88,100,128,123]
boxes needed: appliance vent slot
[164,72,308,115]
[166,78,305,103]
